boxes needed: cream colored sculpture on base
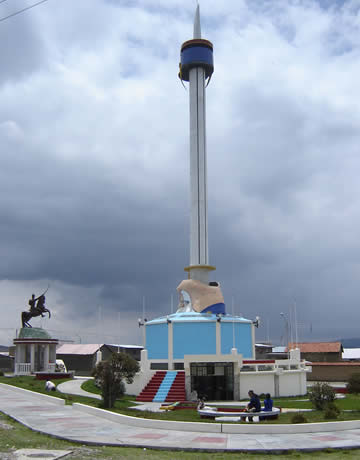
[177,279,225,314]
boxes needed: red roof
[288,342,343,353]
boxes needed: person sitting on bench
[245,390,261,422]
[263,393,273,411]
[259,393,273,421]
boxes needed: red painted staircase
[136,371,166,402]
[136,371,186,402]
[166,371,186,402]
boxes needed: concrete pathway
[1,383,360,452]
[56,378,101,400]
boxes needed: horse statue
[21,292,51,328]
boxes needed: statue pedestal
[13,328,58,375]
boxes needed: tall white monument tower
[179,5,215,284]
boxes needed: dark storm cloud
[0,138,188,290]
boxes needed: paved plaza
[1,382,360,453]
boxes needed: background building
[56,343,142,376]
[288,342,343,363]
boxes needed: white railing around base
[240,360,310,373]
[15,363,32,375]
[15,362,57,375]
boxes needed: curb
[73,401,360,434]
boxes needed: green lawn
[272,394,360,411]
[81,377,102,394]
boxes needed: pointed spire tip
[193,4,201,39]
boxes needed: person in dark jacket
[247,390,261,412]
[246,390,261,421]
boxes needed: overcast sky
[1,0,360,347]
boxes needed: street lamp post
[280,312,290,358]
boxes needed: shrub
[308,383,336,410]
[0,371,4,377]
[347,373,360,394]
[291,413,307,424]
[324,402,341,420]
[326,402,340,413]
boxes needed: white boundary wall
[123,370,155,396]
[239,372,275,399]
[277,371,307,397]
[123,349,155,396]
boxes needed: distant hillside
[341,338,360,348]
[0,345,9,352]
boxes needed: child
[264,393,273,411]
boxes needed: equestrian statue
[21,290,51,328]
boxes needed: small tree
[93,352,139,408]
[308,383,336,410]
[347,373,360,394]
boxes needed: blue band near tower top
[180,39,214,82]
[201,303,226,315]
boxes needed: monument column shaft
[189,66,208,267]
[180,5,214,282]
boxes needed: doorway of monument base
[190,362,234,401]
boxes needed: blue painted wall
[173,322,216,359]
[221,322,252,357]
[146,323,168,359]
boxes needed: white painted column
[49,344,56,363]
[14,344,20,373]
[15,344,19,366]
[216,320,221,355]
[44,345,49,371]
[251,324,255,359]
[189,66,208,273]
[140,349,150,372]
[30,344,35,373]
[168,321,173,370]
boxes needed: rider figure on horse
[28,294,46,316]
[29,294,39,313]
[22,292,51,328]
